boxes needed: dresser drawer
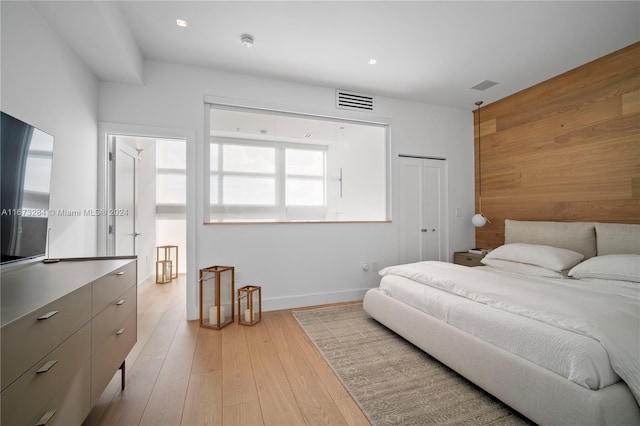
[28,359,91,426]
[91,310,137,405]
[92,260,136,316]
[1,323,91,426]
[92,285,137,353]
[1,284,91,390]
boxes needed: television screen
[1,112,54,264]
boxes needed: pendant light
[472,101,490,227]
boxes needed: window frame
[204,101,391,224]
[209,136,328,221]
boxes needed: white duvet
[379,261,640,404]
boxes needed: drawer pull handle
[36,360,58,374]
[116,271,126,276]
[36,409,57,426]
[116,328,126,335]
[116,299,126,306]
[37,311,59,320]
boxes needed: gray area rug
[293,304,533,426]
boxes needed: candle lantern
[155,260,172,284]
[156,245,178,280]
[238,285,262,326]
[199,266,235,329]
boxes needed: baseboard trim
[262,287,374,312]
[185,286,376,320]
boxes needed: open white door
[108,136,139,256]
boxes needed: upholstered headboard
[595,222,640,255]
[505,220,640,259]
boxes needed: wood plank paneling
[623,90,640,115]
[475,42,640,248]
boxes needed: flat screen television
[1,111,54,265]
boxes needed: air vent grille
[336,90,374,112]
[471,80,499,91]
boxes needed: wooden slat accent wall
[475,42,640,249]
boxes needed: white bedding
[379,274,619,390]
[379,261,640,404]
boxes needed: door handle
[421,229,427,232]
[134,232,142,237]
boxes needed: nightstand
[453,251,486,267]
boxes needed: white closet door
[399,156,447,264]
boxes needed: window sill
[203,220,392,225]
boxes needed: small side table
[453,251,486,267]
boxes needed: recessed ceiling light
[368,59,377,65]
[241,34,254,48]
[176,19,188,28]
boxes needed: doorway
[109,139,138,256]
[105,133,187,285]
[398,155,448,264]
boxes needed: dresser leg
[119,360,125,390]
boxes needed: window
[156,138,187,271]
[286,149,325,206]
[157,139,187,207]
[206,105,388,223]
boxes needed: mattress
[379,271,621,391]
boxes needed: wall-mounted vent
[336,90,375,112]
[471,80,499,91]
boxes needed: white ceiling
[34,1,639,110]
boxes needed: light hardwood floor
[83,275,370,426]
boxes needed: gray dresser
[1,257,137,426]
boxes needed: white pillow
[568,254,640,283]
[576,278,639,289]
[481,258,568,279]
[483,243,584,272]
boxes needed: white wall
[2,1,475,321]
[99,61,476,320]
[1,1,100,258]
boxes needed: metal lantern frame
[155,259,172,284]
[237,285,262,326]
[199,265,235,330]
[156,245,178,283]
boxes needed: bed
[363,220,640,426]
